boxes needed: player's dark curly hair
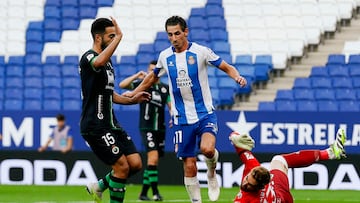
[91,18,114,40]
[252,166,271,189]
[165,16,187,32]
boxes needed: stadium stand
[1,0,360,111]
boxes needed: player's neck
[92,44,102,54]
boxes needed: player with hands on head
[124,16,247,203]
[229,128,347,203]
[79,17,150,203]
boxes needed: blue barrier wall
[0,110,359,154]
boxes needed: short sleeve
[205,47,222,67]
[154,53,166,77]
[83,51,99,72]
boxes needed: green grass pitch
[0,185,359,203]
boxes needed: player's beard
[100,37,108,50]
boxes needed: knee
[130,159,142,172]
[201,146,215,158]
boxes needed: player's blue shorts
[172,113,218,158]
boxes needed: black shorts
[82,128,138,165]
[140,130,165,157]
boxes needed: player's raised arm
[92,17,123,68]
[218,60,247,87]
[123,71,158,97]
[113,91,150,104]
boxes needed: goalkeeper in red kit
[229,129,347,203]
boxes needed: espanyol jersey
[154,42,222,125]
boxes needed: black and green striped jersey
[133,80,170,132]
[79,49,118,133]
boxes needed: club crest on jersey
[161,87,167,93]
[176,70,193,88]
[187,55,196,65]
[112,145,119,154]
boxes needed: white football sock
[204,149,219,177]
[184,177,202,203]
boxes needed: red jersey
[233,151,293,203]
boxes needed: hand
[137,71,147,79]
[61,148,70,154]
[131,91,151,103]
[235,76,247,87]
[110,16,123,40]
[38,146,46,152]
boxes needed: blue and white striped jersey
[154,42,222,125]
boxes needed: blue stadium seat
[327,54,346,66]
[207,17,226,29]
[314,89,335,101]
[357,89,360,99]
[190,8,206,17]
[44,6,61,18]
[205,5,224,17]
[335,89,356,101]
[209,29,228,42]
[63,99,81,110]
[24,100,42,110]
[63,77,80,88]
[0,56,4,66]
[120,55,136,66]
[8,56,24,65]
[293,78,312,89]
[45,56,61,65]
[0,89,4,100]
[62,0,78,6]
[254,55,273,70]
[0,66,4,77]
[236,65,255,79]
[296,100,318,111]
[5,88,23,99]
[338,101,359,112]
[4,99,23,110]
[28,22,43,31]
[211,88,220,107]
[258,102,276,111]
[188,17,208,29]
[6,77,23,88]
[254,64,270,82]
[218,88,235,106]
[352,77,360,89]
[328,65,349,77]
[64,55,79,65]
[62,64,79,77]
[211,42,230,54]
[218,77,237,89]
[62,6,79,18]
[275,100,297,111]
[24,88,42,99]
[215,68,227,77]
[117,65,138,77]
[79,6,97,19]
[207,0,222,6]
[310,66,328,78]
[332,77,352,89]
[46,0,61,7]
[6,65,23,77]
[44,18,62,30]
[97,0,114,7]
[43,64,61,77]
[208,67,216,77]
[26,30,43,42]
[348,54,360,65]
[62,88,81,99]
[25,66,42,77]
[43,100,61,110]
[293,89,314,101]
[209,76,218,88]
[25,54,42,65]
[79,0,96,7]
[136,53,156,66]
[43,77,61,88]
[190,29,210,42]
[44,88,61,100]
[25,77,42,88]
[317,101,338,112]
[44,30,62,42]
[235,55,252,66]
[236,75,254,95]
[154,41,170,52]
[275,90,294,101]
[349,65,360,77]
[311,77,332,89]
[155,32,168,41]
[62,18,80,30]
[138,44,155,55]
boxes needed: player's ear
[184,28,189,37]
[95,34,102,43]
